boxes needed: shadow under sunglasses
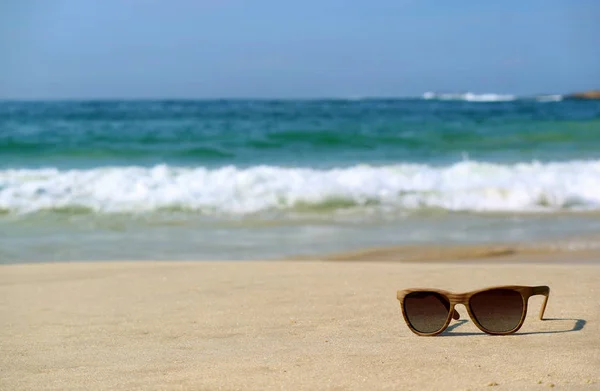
[441,318,586,337]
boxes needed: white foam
[1,161,600,214]
[423,92,517,102]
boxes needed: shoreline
[2,231,599,390]
[3,231,600,266]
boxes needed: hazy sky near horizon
[1,0,599,99]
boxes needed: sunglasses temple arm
[532,286,550,320]
[452,309,460,320]
[437,297,460,320]
[539,293,549,320]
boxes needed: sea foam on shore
[1,160,599,215]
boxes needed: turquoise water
[1,98,600,262]
[2,99,600,169]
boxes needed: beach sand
[1,257,600,390]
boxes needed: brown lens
[469,289,524,333]
[403,292,451,333]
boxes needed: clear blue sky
[1,0,599,99]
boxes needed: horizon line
[0,92,580,103]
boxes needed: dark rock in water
[566,90,600,100]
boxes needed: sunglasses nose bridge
[448,293,470,306]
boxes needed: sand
[1,259,600,390]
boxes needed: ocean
[1,95,600,263]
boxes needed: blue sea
[2,95,600,263]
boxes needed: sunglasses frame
[396,285,550,336]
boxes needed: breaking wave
[1,161,599,215]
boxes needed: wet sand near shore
[297,235,600,264]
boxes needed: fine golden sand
[1,258,600,390]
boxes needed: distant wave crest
[422,92,565,103]
[1,161,600,215]
[423,92,517,102]
[534,94,563,102]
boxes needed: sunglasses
[396,285,550,336]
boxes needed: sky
[1,0,599,99]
